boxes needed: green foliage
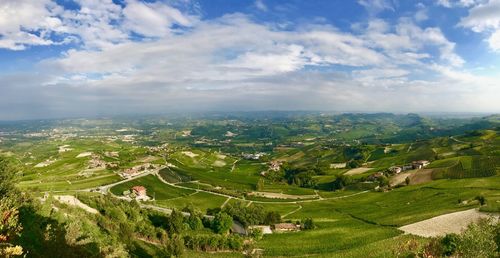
[167,234,184,257]
[405,176,410,185]
[211,213,233,234]
[329,175,353,190]
[301,218,315,230]
[441,233,459,256]
[457,218,498,258]
[223,202,280,228]
[167,210,186,235]
[248,227,263,240]
[264,211,282,225]
[475,195,486,206]
[184,234,243,252]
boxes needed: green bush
[441,233,459,256]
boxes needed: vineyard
[433,156,498,179]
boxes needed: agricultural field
[1,112,499,257]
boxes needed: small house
[389,166,402,174]
[412,160,430,169]
[131,186,148,200]
[273,223,300,232]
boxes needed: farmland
[1,112,499,257]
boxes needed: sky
[0,0,499,120]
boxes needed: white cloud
[460,0,500,51]
[358,0,394,15]
[255,0,268,11]
[123,0,194,37]
[2,0,499,119]
[0,0,67,50]
[437,0,478,8]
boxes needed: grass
[156,191,228,212]
[257,213,401,256]
[110,175,195,199]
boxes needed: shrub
[441,233,459,256]
[211,212,233,234]
[475,195,486,206]
[458,218,498,258]
[301,218,315,230]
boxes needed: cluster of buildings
[118,163,161,179]
[260,160,283,177]
[242,152,267,160]
[87,155,108,169]
[146,143,169,152]
[388,160,430,174]
[368,160,431,182]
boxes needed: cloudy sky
[0,0,499,120]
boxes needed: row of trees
[217,202,282,228]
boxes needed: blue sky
[0,0,499,120]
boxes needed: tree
[211,212,233,234]
[331,175,353,190]
[301,218,315,230]
[167,234,184,257]
[167,210,185,234]
[256,178,264,191]
[405,176,410,185]
[441,233,459,256]
[248,227,263,240]
[0,200,23,257]
[264,211,281,225]
[0,158,23,257]
[475,195,486,206]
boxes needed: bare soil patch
[54,195,98,214]
[344,167,372,176]
[247,191,317,200]
[182,151,199,158]
[76,152,93,158]
[390,169,433,186]
[212,160,226,167]
[398,209,497,237]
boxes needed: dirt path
[230,159,240,172]
[247,191,318,200]
[398,209,497,237]
[220,197,232,208]
[282,205,302,218]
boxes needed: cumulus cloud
[0,0,499,119]
[358,0,395,15]
[460,0,500,51]
[0,0,67,50]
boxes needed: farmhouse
[131,186,150,201]
[402,164,413,171]
[412,160,430,169]
[119,163,159,178]
[88,155,107,169]
[269,161,281,171]
[242,152,266,160]
[273,223,300,232]
[389,166,402,174]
